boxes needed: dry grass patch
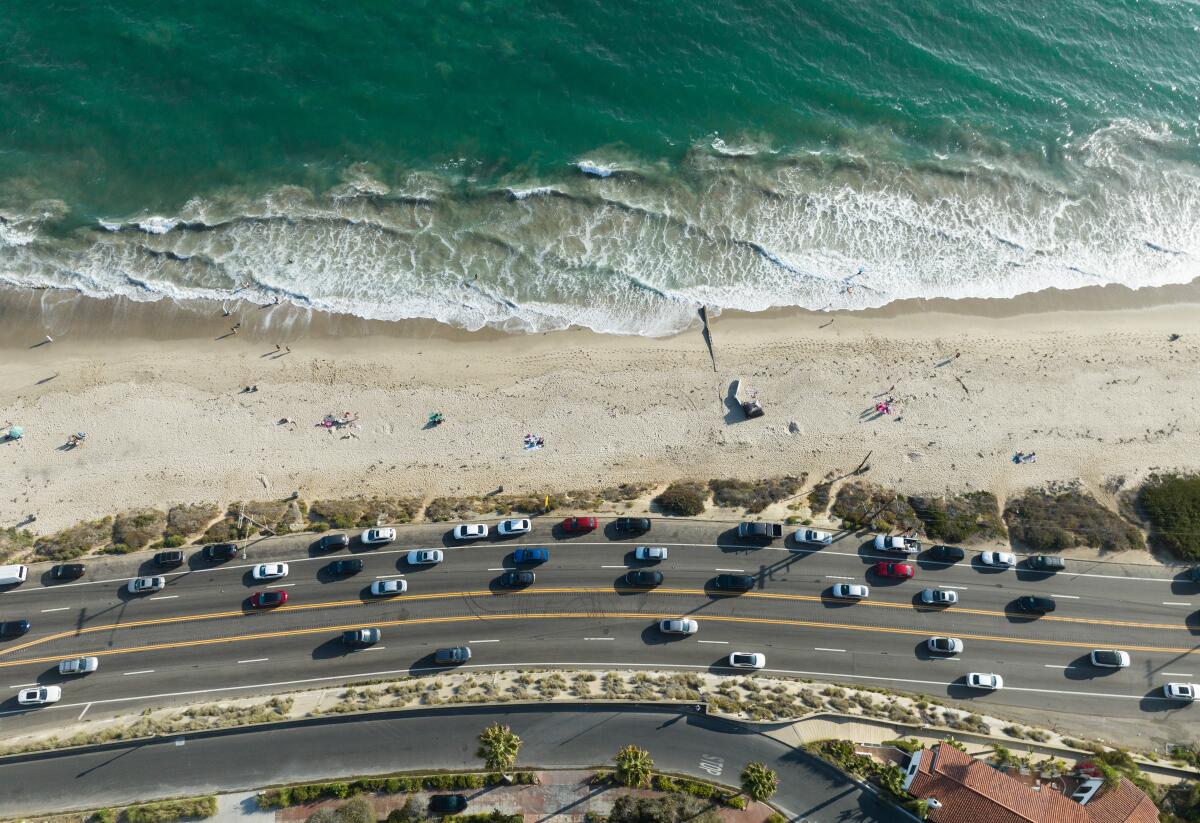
[308,497,423,529]
[0,526,34,563]
[112,509,167,550]
[1004,484,1143,552]
[163,503,221,546]
[908,491,1005,544]
[832,482,921,532]
[708,475,806,513]
[35,517,114,560]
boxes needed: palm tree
[477,722,522,773]
[740,761,779,802]
[614,744,655,788]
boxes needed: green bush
[807,482,833,514]
[1004,485,1142,553]
[1139,473,1200,560]
[34,516,114,560]
[112,509,167,550]
[908,492,1004,543]
[882,738,922,754]
[655,481,708,516]
[92,810,117,823]
[0,526,34,564]
[121,796,217,823]
[708,475,806,513]
[831,483,920,532]
[766,814,788,823]
[162,534,186,548]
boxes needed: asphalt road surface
[0,705,907,821]
[1,519,1197,739]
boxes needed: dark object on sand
[731,379,764,419]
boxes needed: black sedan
[317,533,350,552]
[928,545,965,563]
[623,569,663,588]
[1014,595,1056,613]
[498,570,535,588]
[712,573,755,592]
[50,563,86,580]
[613,517,651,534]
[202,543,239,562]
[0,620,32,638]
[429,795,467,815]
[327,559,364,576]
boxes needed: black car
[317,533,350,551]
[498,570,535,588]
[1015,595,1056,613]
[712,573,755,592]
[1026,554,1066,572]
[928,545,965,563]
[327,559,364,576]
[154,550,185,568]
[0,620,31,638]
[429,795,467,815]
[50,563,86,580]
[614,517,651,534]
[202,543,239,562]
[623,569,663,588]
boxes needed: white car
[920,588,959,605]
[361,528,396,545]
[18,685,61,705]
[369,579,408,597]
[927,637,963,655]
[729,652,765,670]
[1164,683,1196,702]
[634,546,668,561]
[496,519,532,536]
[659,618,699,636]
[874,534,920,554]
[979,551,1015,568]
[831,583,869,600]
[407,549,444,565]
[58,657,99,675]
[252,563,289,581]
[1090,650,1131,668]
[966,672,1004,690]
[453,523,489,541]
[127,576,165,594]
[794,528,833,546]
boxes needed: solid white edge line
[584,637,615,641]
[237,658,269,664]
[1051,594,1081,599]
[826,575,854,580]
[122,670,155,676]
[714,568,745,573]
[814,648,846,653]
[149,595,179,601]
[1163,601,1190,606]
[373,574,405,579]
[1162,672,1193,677]
[468,640,500,644]
[40,607,69,613]
[697,640,728,645]
[1044,664,1069,669]
[7,683,37,689]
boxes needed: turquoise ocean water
[1,1,1198,334]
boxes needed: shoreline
[3,281,1200,533]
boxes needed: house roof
[909,745,1159,823]
[1082,777,1160,823]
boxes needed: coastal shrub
[908,492,1004,543]
[708,475,806,513]
[241,500,293,531]
[162,534,186,548]
[607,794,721,823]
[92,810,117,823]
[425,496,484,522]
[1162,780,1200,823]
[807,483,833,514]
[1138,473,1200,560]
[34,516,114,560]
[655,481,708,516]
[1004,485,1142,553]
[309,496,422,527]
[164,503,221,543]
[121,796,217,823]
[112,508,168,550]
[831,483,920,532]
[0,526,35,563]
[199,509,243,543]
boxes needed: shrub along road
[0,704,907,821]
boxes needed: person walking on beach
[275,344,281,352]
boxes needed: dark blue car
[513,548,549,564]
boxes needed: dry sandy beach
[2,283,1199,533]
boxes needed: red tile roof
[1082,777,1160,823]
[907,745,1158,823]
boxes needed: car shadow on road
[1014,567,1056,583]
[1184,610,1200,636]
[311,637,351,660]
[1001,600,1041,624]
[1139,688,1188,714]
[818,589,859,609]
[639,624,677,646]
[1170,571,1200,596]
[1062,655,1109,680]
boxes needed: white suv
[361,528,396,545]
[659,618,698,636]
[794,528,832,546]
[127,576,165,594]
[1090,650,1130,668]
[453,523,488,541]
[497,519,532,536]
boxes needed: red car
[873,561,915,580]
[250,590,288,608]
[561,516,598,533]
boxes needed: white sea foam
[4,122,1199,337]
[576,161,614,178]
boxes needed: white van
[0,564,28,586]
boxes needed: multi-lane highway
[1,519,1198,737]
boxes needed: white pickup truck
[874,534,921,554]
